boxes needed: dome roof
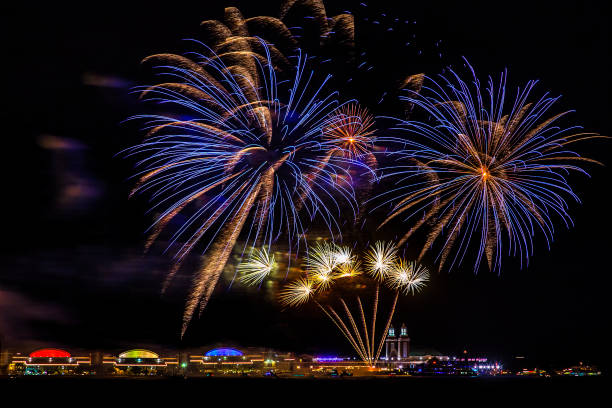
[29,348,71,358]
[205,348,243,357]
[118,349,159,359]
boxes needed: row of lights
[28,357,74,362]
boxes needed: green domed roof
[118,349,159,359]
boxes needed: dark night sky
[1,0,610,370]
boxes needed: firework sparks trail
[370,284,379,358]
[340,298,368,361]
[375,61,606,273]
[279,241,428,366]
[319,302,367,362]
[357,296,372,361]
[124,39,366,336]
[185,177,262,328]
[374,289,398,364]
[313,285,399,366]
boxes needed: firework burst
[336,259,362,278]
[125,39,363,336]
[279,277,315,307]
[332,244,354,265]
[363,240,398,281]
[305,242,342,291]
[323,103,376,157]
[386,259,429,295]
[376,61,605,272]
[237,247,277,286]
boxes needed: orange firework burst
[323,103,376,157]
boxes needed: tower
[398,323,410,359]
[385,323,411,362]
[385,325,397,360]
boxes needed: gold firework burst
[386,259,429,295]
[279,277,315,307]
[238,247,277,286]
[364,241,398,281]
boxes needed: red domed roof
[29,348,71,358]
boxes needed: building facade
[4,344,503,377]
[9,348,93,375]
[385,323,410,361]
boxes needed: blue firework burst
[375,60,604,273]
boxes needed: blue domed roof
[205,348,243,357]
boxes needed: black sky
[1,0,610,370]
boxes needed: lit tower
[398,323,410,359]
[385,323,411,361]
[385,325,396,360]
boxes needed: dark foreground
[0,376,607,403]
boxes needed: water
[0,375,606,403]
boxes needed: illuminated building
[394,354,503,376]
[103,349,178,375]
[384,323,410,361]
[4,344,504,377]
[379,326,504,375]
[206,348,244,357]
[188,347,302,375]
[10,348,92,375]
[308,356,374,375]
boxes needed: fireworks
[337,260,362,278]
[305,242,338,289]
[125,39,362,336]
[278,277,315,307]
[323,103,376,157]
[200,1,355,70]
[376,62,604,272]
[293,102,378,222]
[121,0,605,343]
[304,242,356,291]
[200,0,423,228]
[237,247,277,286]
[279,241,427,366]
[364,241,398,281]
[386,259,429,295]
[333,245,354,265]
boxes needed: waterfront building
[4,343,504,377]
[384,323,410,361]
[103,349,179,375]
[188,347,303,375]
[9,348,92,375]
